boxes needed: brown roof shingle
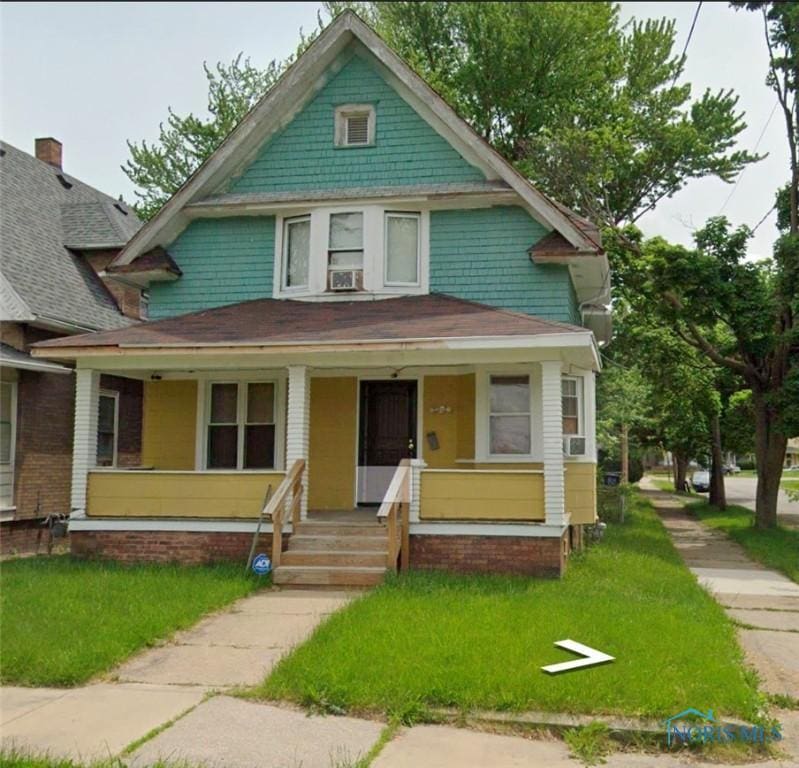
[33,294,587,351]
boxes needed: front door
[357,380,417,504]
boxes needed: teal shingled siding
[148,217,275,319]
[429,206,576,323]
[229,54,485,193]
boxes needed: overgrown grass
[688,502,799,584]
[253,493,760,721]
[648,477,699,497]
[0,556,262,686]
[0,750,193,768]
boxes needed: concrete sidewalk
[640,479,799,700]
[115,590,353,688]
[1,589,354,759]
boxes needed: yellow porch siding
[420,471,545,521]
[87,471,283,517]
[565,462,597,524]
[308,376,357,510]
[422,374,475,468]
[142,380,197,470]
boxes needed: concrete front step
[273,565,387,587]
[281,550,388,567]
[294,522,387,537]
[287,534,388,551]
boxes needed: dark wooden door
[359,381,417,468]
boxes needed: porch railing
[377,459,411,572]
[263,459,305,568]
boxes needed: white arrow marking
[541,639,615,675]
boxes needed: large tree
[125,2,759,224]
[622,219,797,527]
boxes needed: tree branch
[662,291,757,379]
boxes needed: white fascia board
[410,522,567,537]
[111,12,599,268]
[69,517,285,534]
[0,357,72,375]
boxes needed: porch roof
[32,294,589,353]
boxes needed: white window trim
[273,206,429,299]
[561,375,584,438]
[384,211,421,287]
[334,104,376,147]
[475,367,538,462]
[0,380,18,510]
[281,215,311,293]
[97,389,119,468]
[199,376,285,471]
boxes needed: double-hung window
[489,375,532,455]
[207,382,276,469]
[385,212,420,285]
[97,390,119,467]
[0,381,17,508]
[562,377,583,436]
[328,212,364,270]
[282,216,311,290]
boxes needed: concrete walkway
[115,590,353,688]
[1,590,354,759]
[640,479,799,700]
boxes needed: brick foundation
[0,517,68,555]
[409,532,569,577]
[70,529,274,565]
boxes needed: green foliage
[0,556,260,685]
[125,2,759,224]
[123,55,285,219]
[596,362,651,460]
[254,492,759,720]
[326,2,759,225]
[724,390,756,456]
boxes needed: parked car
[722,464,741,475]
[691,470,710,492]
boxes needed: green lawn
[688,502,799,584]
[0,556,261,686]
[253,493,760,721]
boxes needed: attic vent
[56,173,73,190]
[335,105,375,147]
[113,202,128,215]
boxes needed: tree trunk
[620,423,629,484]
[674,452,688,493]
[752,388,787,529]
[709,413,726,509]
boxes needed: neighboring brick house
[0,138,144,552]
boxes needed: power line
[719,101,779,214]
[673,2,703,86]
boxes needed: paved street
[722,475,799,528]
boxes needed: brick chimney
[35,137,62,169]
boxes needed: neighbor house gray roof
[0,141,142,331]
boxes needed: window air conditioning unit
[328,269,363,292]
[563,436,587,457]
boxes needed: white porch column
[541,360,567,527]
[409,458,426,523]
[286,365,310,520]
[70,369,100,518]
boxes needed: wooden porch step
[273,565,387,587]
[294,522,387,537]
[281,550,388,567]
[287,534,388,551]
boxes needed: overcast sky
[0,2,785,258]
